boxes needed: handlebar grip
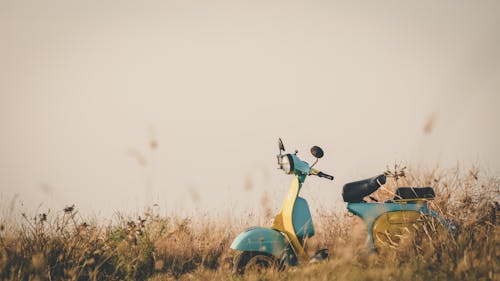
[318,172,334,180]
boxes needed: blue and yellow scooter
[231,139,333,273]
[231,139,452,273]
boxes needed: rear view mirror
[310,146,324,159]
[278,138,285,152]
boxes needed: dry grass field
[0,165,498,281]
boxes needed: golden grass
[0,165,498,281]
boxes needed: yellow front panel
[272,177,309,261]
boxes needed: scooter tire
[232,251,279,275]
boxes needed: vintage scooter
[231,139,333,273]
[231,139,452,273]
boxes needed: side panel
[372,210,422,249]
[230,227,289,258]
[347,202,429,225]
[292,197,315,239]
[347,202,450,249]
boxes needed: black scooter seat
[342,174,386,203]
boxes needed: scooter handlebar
[317,171,334,180]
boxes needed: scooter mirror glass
[278,138,285,152]
[311,146,324,158]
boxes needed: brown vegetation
[0,166,498,280]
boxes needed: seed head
[64,204,75,214]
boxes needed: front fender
[230,227,290,259]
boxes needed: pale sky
[1,0,499,217]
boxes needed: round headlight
[280,154,294,174]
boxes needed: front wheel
[232,251,279,275]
